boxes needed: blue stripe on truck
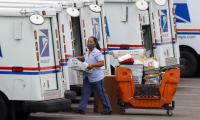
[0,70,60,75]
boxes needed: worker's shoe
[101,111,112,115]
[75,109,86,114]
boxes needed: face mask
[87,44,95,50]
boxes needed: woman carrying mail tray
[75,36,112,115]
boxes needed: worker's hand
[87,64,94,70]
[77,56,84,62]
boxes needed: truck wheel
[180,50,198,77]
[0,96,8,120]
[64,90,76,101]
[16,112,30,120]
[167,110,173,116]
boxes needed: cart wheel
[120,109,126,114]
[167,110,173,116]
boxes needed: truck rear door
[80,5,111,75]
[103,2,142,72]
[148,1,179,67]
[34,16,61,92]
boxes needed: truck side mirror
[29,14,44,25]
[66,7,80,17]
[136,0,148,11]
[154,0,167,6]
[89,4,101,13]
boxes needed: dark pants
[78,79,112,112]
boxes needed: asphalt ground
[29,78,200,120]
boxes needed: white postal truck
[70,0,112,90]
[103,0,180,71]
[0,6,72,120]
[0,0,111,95]
[173,0,200,77]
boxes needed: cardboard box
[93,76,122,113]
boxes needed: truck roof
[0,0,103,6]
[0,0,103,11]
[0,7,56,17]
[104,0,153,3]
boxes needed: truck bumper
[24,98,71,113]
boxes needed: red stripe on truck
[107,44,143,48]
[177,29,200,32]
[0,66,60,71]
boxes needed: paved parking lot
[29,78,200,120]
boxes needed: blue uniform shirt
[84,48,105,82]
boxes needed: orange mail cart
[115,66,180,116]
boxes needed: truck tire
[70,85,82,96]
[0,96,8,120]
[15,112,30,120]
[64,90,76,101]
[180,50,198,77]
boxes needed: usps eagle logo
[175,3,191,23]
[39,29,50,57]
[161,10,168,33]
[93,17,101,41]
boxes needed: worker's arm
[87,60,104,70]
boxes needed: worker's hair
[89,36,101,51]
